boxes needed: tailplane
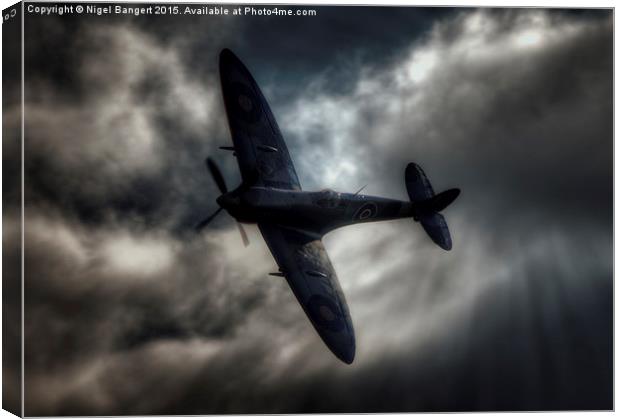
[405,163,460,250]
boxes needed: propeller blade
[237,222,250,247]
[206,158,228,194]
[194,208,223,232]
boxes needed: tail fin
[405,163,460,250]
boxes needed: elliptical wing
[219,49,301,190]
[258,223,356,364]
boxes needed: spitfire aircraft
[196,49,460,364]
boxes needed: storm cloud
[4,5,612,414]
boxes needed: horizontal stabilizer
[405,162,459,251]
[413,188,460,220]
[420,213,452,250]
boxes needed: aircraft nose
[217,193,240,210]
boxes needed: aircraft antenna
[353,184,367,196]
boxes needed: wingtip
[341,353,355,365]
[436,235,453,251]
[441,242,453,251]
[219,48,238,64]
[337,344,356,364]
[328,337,355,364]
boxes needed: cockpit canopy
[316,189,340,208]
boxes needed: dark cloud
[5,5,612,414]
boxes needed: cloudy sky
[4,4,612,415]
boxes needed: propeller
[196,157,250,246]
[194,207,222,232]
[237,223,249,247]
[206,157,227,194]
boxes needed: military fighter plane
[196,49,460,364]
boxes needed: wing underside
[219,49,301,190]
[258,223,355,363]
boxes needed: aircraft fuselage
[217,186,414,237]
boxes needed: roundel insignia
[307,295,345,333]
[230,82,262,123]
[319,305,336,321]
[238,94,253,112]
[353,202,378,221]
[257,160,275,178]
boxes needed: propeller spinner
[195,157,249,247]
